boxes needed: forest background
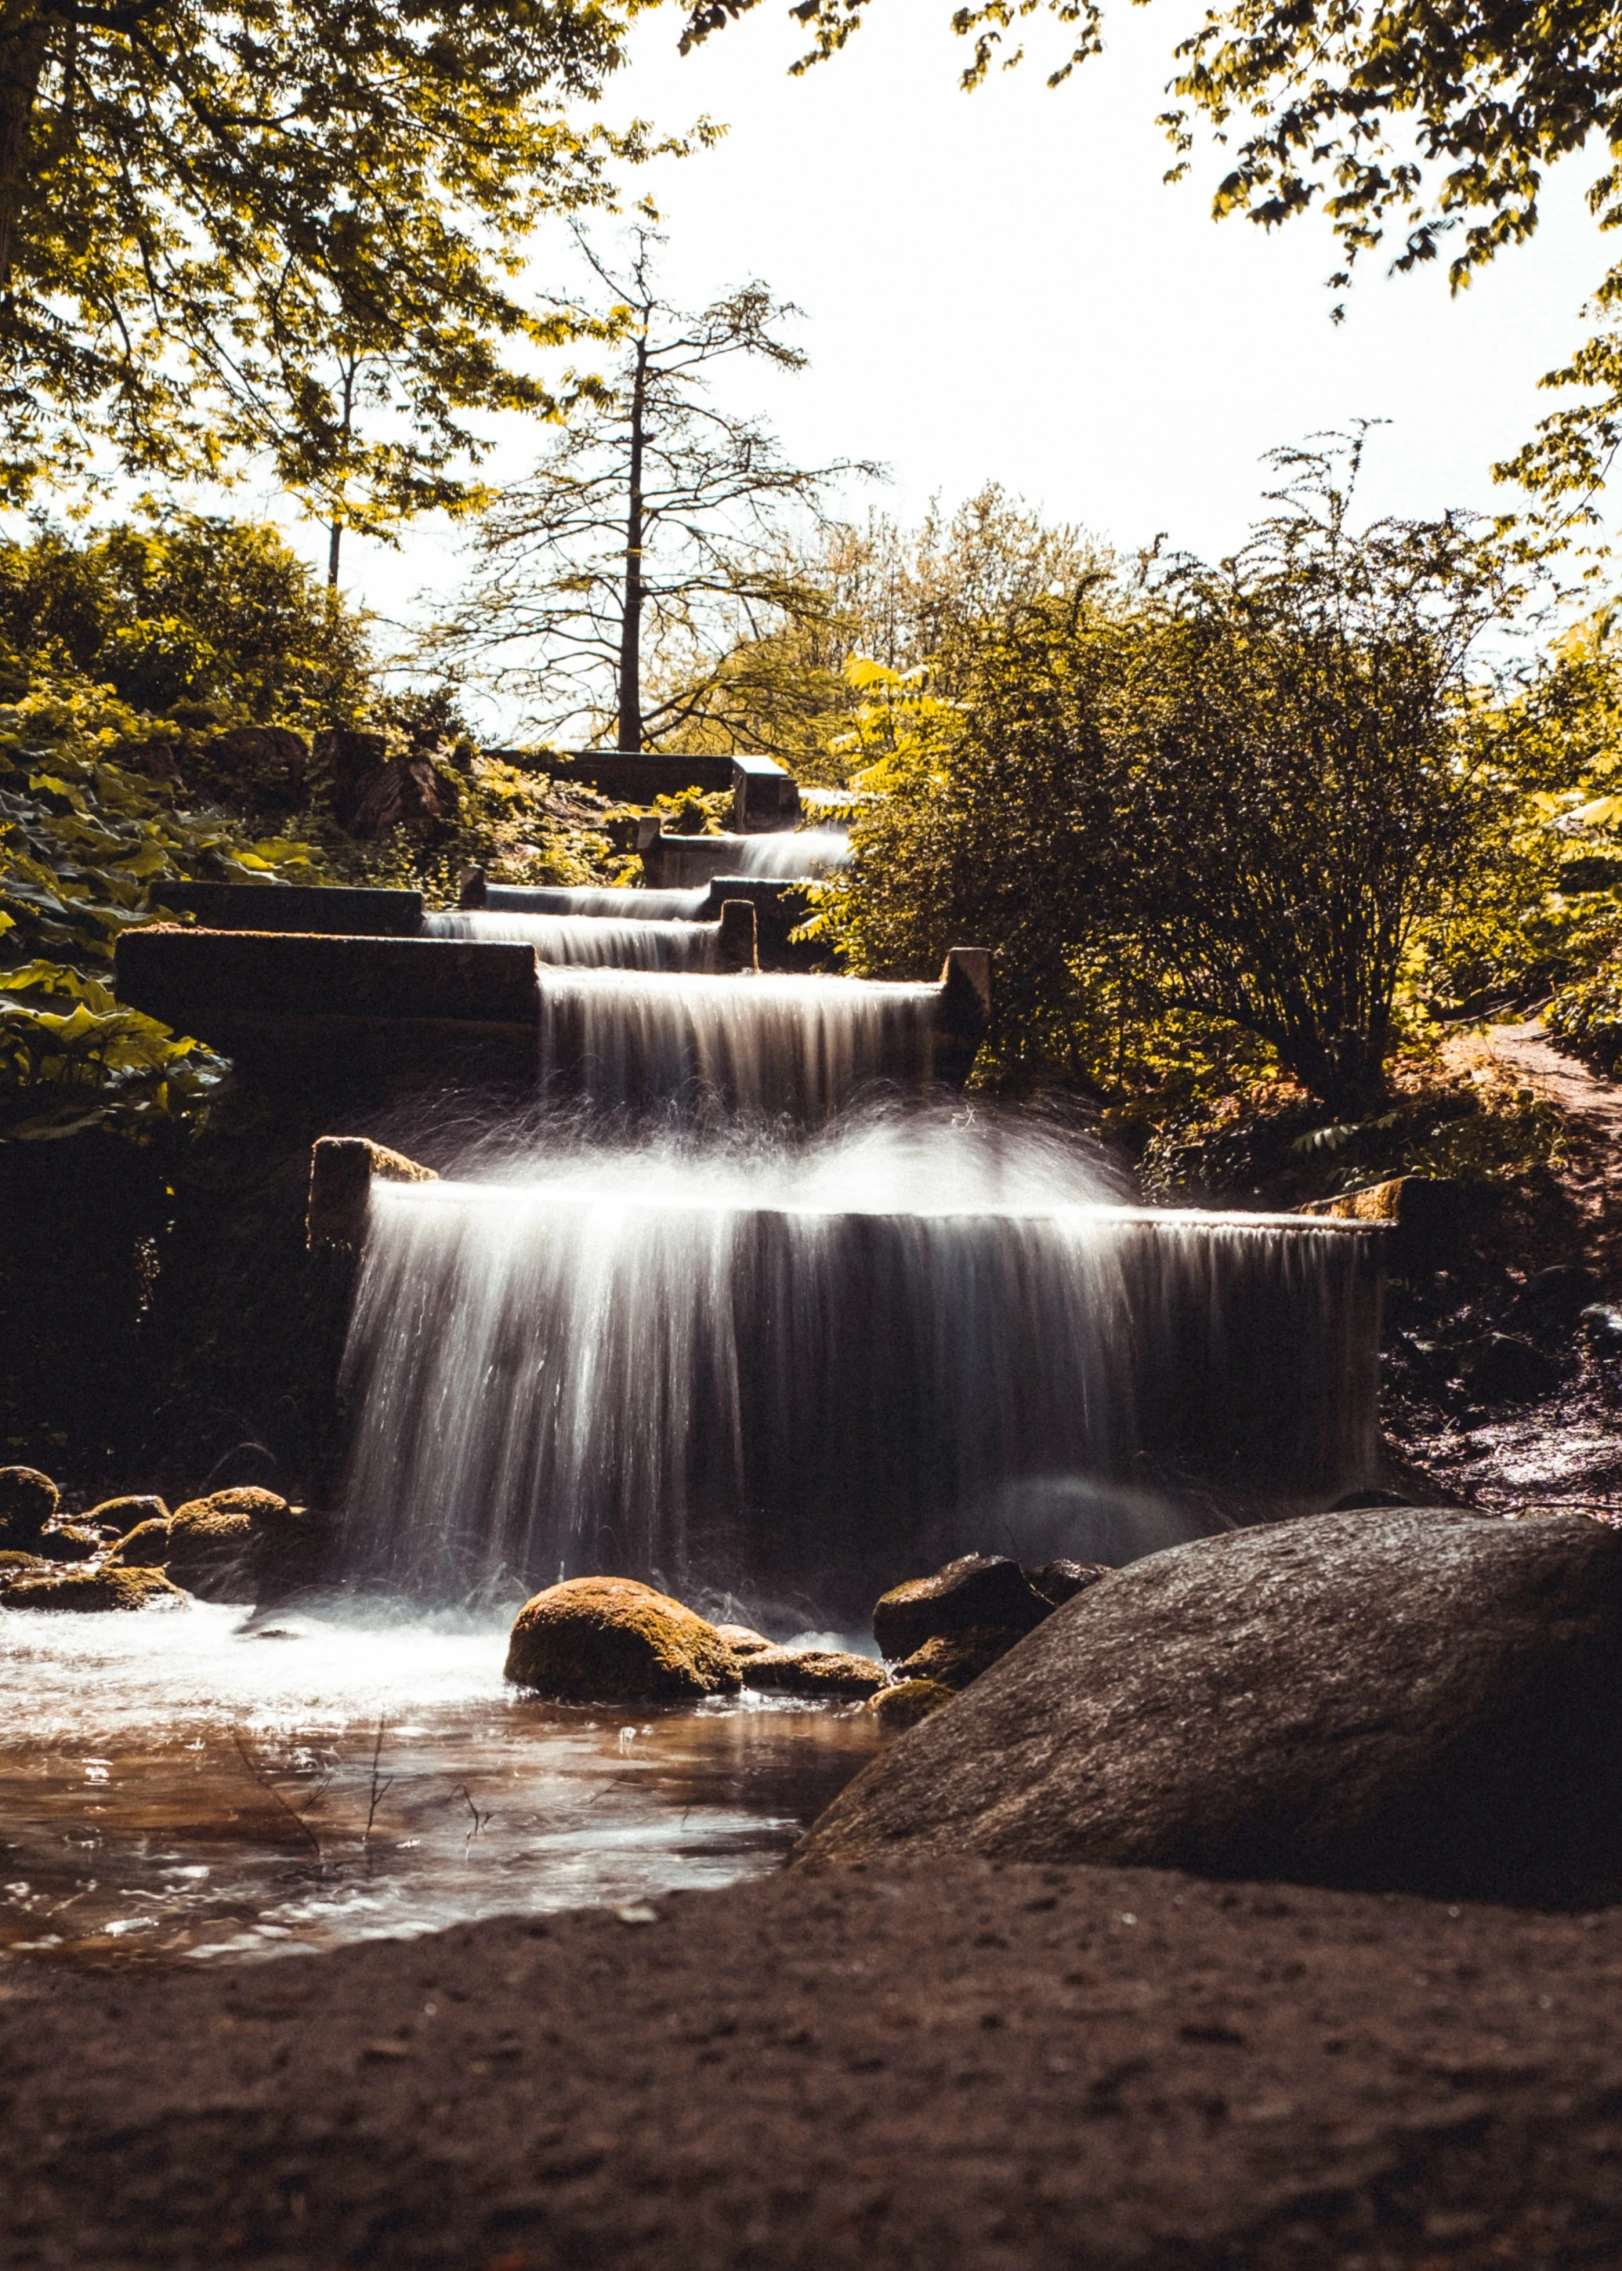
[12,0,1622,1478]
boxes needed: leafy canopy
[681,0,1622,513]
[0,0,656,501]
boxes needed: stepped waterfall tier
[425,908,723,971]
[335,1118,1383,1610]
[536,970,942,1117]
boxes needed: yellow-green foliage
[0,680,325,1139]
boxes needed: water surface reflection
[0,1602,881,1965]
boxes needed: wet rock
[40,1523,105,1563]
[0,1550,49,1581]
[1581,1304,1622,1355]
[505,1577,742,1703]
[105,1519,172,1569]
[865,1679,954,1732]
[1456,1333,1564,1405]
[715,1623,774,1657]
[3,1567,188,1612]
[896,1626,1026,1692]
[872,1555,1049,1663]
[0,1467,58,1548]
[87,1495,169,1534]
[1024,1559,1111,1610]
[1504,1266,1600,1341]
[164,1488,310,1602]
[798,1506,1622,1906]
[739,1649,887,1699]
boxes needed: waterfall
[425,909,720,973]
[339,1119,1381,1608]
[732,828,850,879]
[480,884,711,921]
[535,969,939,1119]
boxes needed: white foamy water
[536,967,939,1118]
[480,884,711,922]
[340,1112,1382,1605]
[731,827,850,878]
[426,909,719,972]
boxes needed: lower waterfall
[338,1114,1382,1611]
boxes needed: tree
[0,512,370,722]
[824,441,1543,1115]
[432,223,873,751]
[0,0,642,502]
[680,0,1622,514]
[657,485,1108,770]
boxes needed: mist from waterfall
[339,1106,1382,1614]
[426,908,720,972]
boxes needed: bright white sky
[253,0,1610,649]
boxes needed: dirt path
[4,1861,1622,2270]
[1450,1017,1622,1272]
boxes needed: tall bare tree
[435,224,875,751]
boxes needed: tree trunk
[616,340,647,753]
[0,4,49,292]
[327,520,342,590]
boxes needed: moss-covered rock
[87,1494,169,1534]
[864,1679,954,1732]
[0,1550,49,1582]
[715,1623,773,1657]
[505,1577,742,1702]
[105,1519,172,1569]
[740,1648,888,1699]
[39,1523,105,1563]
[164,1488,311,1601]
[3,1566,187,1612]
[0,1467,59,1548]
[896,1626,1026,1692]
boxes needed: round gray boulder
[797,1507,1622,1905]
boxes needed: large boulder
[0,1467,58,1548]
[798,1508,1622,1906]
[505,1578,743,1702]
[3,1567,187,1612]
[872,1554,1049,1662]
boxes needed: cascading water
[339,1112,1382,1612]
[732,827,850,878]
[426,908,720,972]
[478,884,712,922]
[535,970,940,1118]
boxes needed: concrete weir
[313,1130,1390,1600]
[114,907,992,1103]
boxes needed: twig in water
[231,1731,326,1864]
[362,1719,394,1857]
[451,1783,494,1849]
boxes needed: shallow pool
[0,1600,882,1966]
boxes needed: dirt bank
[3,1862,1622,2268]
